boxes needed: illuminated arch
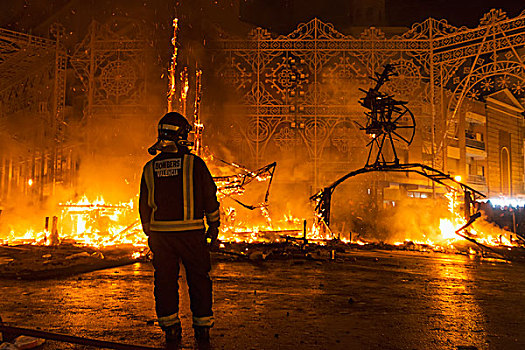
[443,60,525,143]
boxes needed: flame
[58,195,146,248]
[181,68,189,100]
[439,218,457,240]
[193,69,203,156]
[167,17,179,112]
[3,186,519,256]
[435,190,516,248]
[218,207,305,244]
[3,154,519,258]
[180,67,189,115]
[2,195,146,259]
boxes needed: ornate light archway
[213,9,525,186]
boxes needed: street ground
[1,249,525,349]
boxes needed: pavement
[1,249,525,349]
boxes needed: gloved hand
[205,224,220,250]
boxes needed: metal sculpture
[310,162,485,227]
[309,65,485,228]
[357,64,415,166]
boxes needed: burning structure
[210,8,525,245]
[0,2,525,255]
[2,3,525,350]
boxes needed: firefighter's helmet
[158,112,192,142]
[148,112,193,155]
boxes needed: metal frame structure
[71,21,151,154]
[310,65,486,228]
[357,64,416,166]
[0,26,66,201]
[72,21,149,116]
[213,9,525,188]
[310,163,486,227]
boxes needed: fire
[2,229,47,246]
[167,17,179,112]
[2,195,146,257]
[219,207,305,243]
[439,218,457,240]
[438,191,463,242]
[58,195,145,248]
[427,190,516,249]
[193,69,203,156]
[180,66,189,115]
[3,185,520,260]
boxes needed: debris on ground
[2,235,525,280]
[0,244,142,280]
[13,335,45,349]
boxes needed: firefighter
[139,112,220,343]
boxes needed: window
[500,147,511,195]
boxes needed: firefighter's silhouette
[140,112,220,343]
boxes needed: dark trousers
[148,231,213,324]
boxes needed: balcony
[465,111,486,125]
[468,174,486,185]
[466,138,485,151]
[465,135,487,158]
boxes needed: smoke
[375,196,450,243]
[3,1,514,247]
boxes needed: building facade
[212,10,525,200]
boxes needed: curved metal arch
[310,162,485,226]
[450,61,525,108]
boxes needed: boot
[193,326,210,342]
[164,323,182,343]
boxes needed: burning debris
[1,196,145,250]
[0,195,147,280]
[2,14,525,285]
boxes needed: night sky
[1,0,524,37]
[240,0,525,33]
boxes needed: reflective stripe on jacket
[139,151,220,232]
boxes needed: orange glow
[180,66,189,115]
[181,68,189,100]
[167,18,179,112]
[2,185,518,255]
[2,195,146,258]
[436,190,515,248]
[193,69,203,156]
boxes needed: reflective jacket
[139,150,220,232]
